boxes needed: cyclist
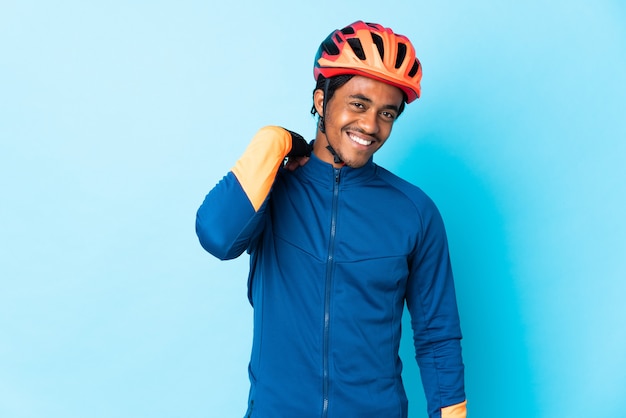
[196,20,467,418]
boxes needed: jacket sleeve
[195,126,293,260]
[405,201,467,418]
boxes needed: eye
[380,111,397,120]
[351,102,366,110]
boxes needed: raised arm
[195,126,309,260]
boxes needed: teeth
[349,133,372,146]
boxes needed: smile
[348,132,373,146]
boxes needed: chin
[342,157,369,168]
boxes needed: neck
[313,131,344,168]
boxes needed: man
[196,21,467,418]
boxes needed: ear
[313,89,325,115]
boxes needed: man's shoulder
[375,164,434,206]
[374,165,447,231]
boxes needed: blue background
[1,1,625,417]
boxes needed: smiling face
[313,75,405,168]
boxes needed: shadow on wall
[395,136,540,418]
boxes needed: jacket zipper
[322,168,341,418]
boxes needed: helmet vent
[322,35,340,56]
[408,59,420,77]
[371,33,385,60]
[347,38,366,60]
[341,26,355,35]
[395,43,407,69]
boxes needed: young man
[196,21,467,418]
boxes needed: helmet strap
[321,78,344,165]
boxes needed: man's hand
[284,129,312,171]
[284,155,310,171]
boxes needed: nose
[358,109,380,136]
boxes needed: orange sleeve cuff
[441,400,467,418]
[231,126,292,211]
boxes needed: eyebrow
[348,94,400,113]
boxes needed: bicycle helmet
[314,21,422,103]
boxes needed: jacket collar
[298,151,377,187]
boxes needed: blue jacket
[196,126,466,418]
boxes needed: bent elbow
[195,215,242,261]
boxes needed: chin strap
[320,78,344,165]
[326,144,344,164]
